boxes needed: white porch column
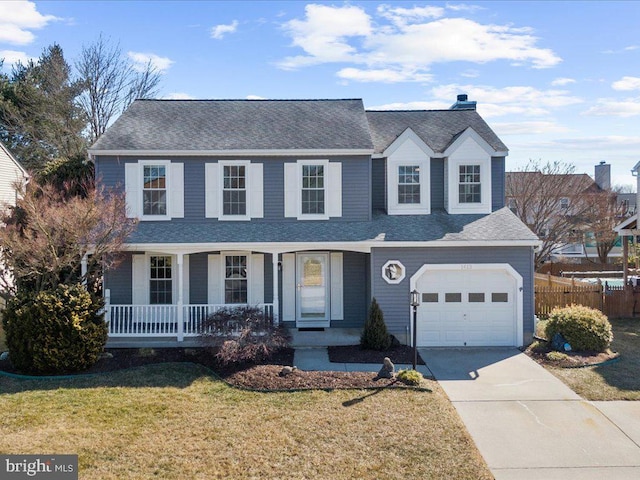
[272,253,280,325]
[177,252,184,341]
[81,254,88,287]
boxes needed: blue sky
[1,1,639,187]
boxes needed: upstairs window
[143,165,167,215]
[225,255,248,303]
[301,164,325,215]
[398,166,421,204]
[223,165,247,216]
[459,165,481,204]
[560,197,569,209]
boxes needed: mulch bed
[0,345,426,390]
[328,344,425,365]
[525,344,620,368]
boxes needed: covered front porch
[103,242,371,345]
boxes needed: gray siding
[189,253,208,304]
[371,246,534,345]
[94,155,371,223]
[371,158,386,212]
[492,157,505,211]
[430,159,445,211]
[334,252,368,328]
[105,252,133,304]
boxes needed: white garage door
[415,266,517,347]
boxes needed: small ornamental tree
[361,298,392,351]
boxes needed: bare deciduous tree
[76,35,161,141]
[0,179,137,297]
[506,160,595,269]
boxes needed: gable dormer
[443,127,496,215]
[384,128,433,215]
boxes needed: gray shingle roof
[366,109,507,154]
[90,99,373,152]
[126,208,538,244]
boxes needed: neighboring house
[614,161,640,281]
[0,141,27,210]
[88,96,539,348]
[0,141,28,297]
[507,162,630,263]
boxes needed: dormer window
[459,165,481,203]
[143,164,168,216]
[398,166,421,204]
[301,164,325,215]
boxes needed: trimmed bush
[397,369,422,386]
[361,298,391,351]
[544,305,612,353]
[2,284,107,374]
[199,306,289,365]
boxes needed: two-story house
[89,97,539,348]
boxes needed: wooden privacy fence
[535,283,640,319]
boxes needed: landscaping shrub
[546,351,570,363]
[361,298,392,351]
[199,306,289,365]
[397,369,422,386]
[544,305,613,352]
[2,283,107,374]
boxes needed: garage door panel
[415,265,518,347]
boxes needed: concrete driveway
[420,348,640,480]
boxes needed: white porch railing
[106,303,275,339]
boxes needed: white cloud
[0,49,33,68]
[246,94,266,100]
[337,67,432,83]
[377,4,444,26]
[625,45,639,51]
[492,121,570,135]
[584,98,640,117]
[430,84,583,117]
[551,77,576,86]
[278,5,561,77]
[367,100,451,110]
[127,52,174,73]
[460,69,480,78]
[445,3,484,13]
[163,92,194,100]
[211,20,239,40]
[0,1,58,45]
[612,76,640,91]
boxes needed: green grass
[0,363,492,479]
[542,318,640,401]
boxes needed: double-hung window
[149,255,172,304]
[301,164,325,215]
[398,166,421,204]
[459,165,481,204]
[224,255,248,304]
[143,165,168,215]
[223,165,247,216]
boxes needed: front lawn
[539,318,640,401]
[0,363,492,479]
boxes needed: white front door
[296,253,330,327]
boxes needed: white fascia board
[121,238,540,255]
[382,128,435,158]
[632,161,640,174]
[88,148,374,157]
[443,127,505,158]
[614,215,638,233]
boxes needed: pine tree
[361,298,391,350]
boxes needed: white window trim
[385,131,431,216]
[219,160,251,221]
[221,251,251,304]
[146,253,177,304]
[298,159,330,220]
[139,160,172,221]
[446,158,492,214]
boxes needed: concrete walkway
[293,347,433,376]
[421,348,640,480]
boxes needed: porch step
[288,328,362,347]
